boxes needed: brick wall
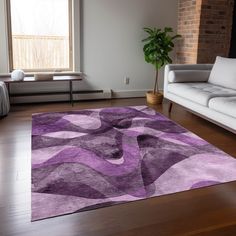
[176,0,202,64]
[176,0,234,64]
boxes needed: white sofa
[164,56,236,134]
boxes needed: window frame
[6,0,74,73]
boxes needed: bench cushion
[167,83,236,106]
[208,56,236,90]
[209,97,236,119]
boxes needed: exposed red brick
[176,0,234,64]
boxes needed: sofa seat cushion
[209,97,236,119]
[167,83,236,106]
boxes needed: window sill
[0,71,82,78]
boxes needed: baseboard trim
[74,89,112,100]
[112,90,148,98]
[9,89,164,104]
[10,89,112,104]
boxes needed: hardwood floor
[0,98,236,236]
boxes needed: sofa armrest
[164,64,213,97]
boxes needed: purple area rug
[32,106,236,221]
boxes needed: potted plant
[142,27,181,104]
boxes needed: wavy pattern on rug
[32,106,236,221]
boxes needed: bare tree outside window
[7,0,73,72]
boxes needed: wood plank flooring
[0,98,236,236]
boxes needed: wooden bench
[0,75,83,106]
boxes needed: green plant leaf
[142,25,182,94]
[142,36,153,42]
[164,27,173,33]
[143,27,154,35]
[171,34,182,40]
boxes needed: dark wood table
[0,75,83,106]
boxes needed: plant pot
[146,91,163,105]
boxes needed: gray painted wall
[81,0,178,92]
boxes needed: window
[7,0,73,72]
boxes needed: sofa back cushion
[168,70,210,83]
[208,56,236,89]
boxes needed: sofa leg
[168,102,173,113]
